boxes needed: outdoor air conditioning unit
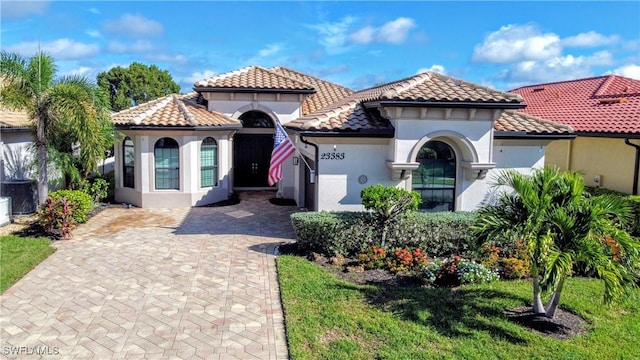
[0,197,11,226]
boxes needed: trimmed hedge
[290,211,477,258]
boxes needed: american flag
[268,122,297,186]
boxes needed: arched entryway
[233,110,275,188]
[412,140,456,211]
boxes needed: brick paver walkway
[0,192,297,359]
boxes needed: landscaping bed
[277,254,640,359]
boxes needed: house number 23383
[320,152,345,160]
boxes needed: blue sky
[2,1,639,93]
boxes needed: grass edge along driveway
[0,235,55,294]
[277,255,640,360]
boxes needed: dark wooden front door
[234,134,273,187]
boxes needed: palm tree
[473,167,639,318]
[1,51,113,203]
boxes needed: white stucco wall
[1,130,35,181]
[203,92,304,125]
[114,130,234,208]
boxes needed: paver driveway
[0,192,297,359]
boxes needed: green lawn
[277,255,640,360]
[0,235,55,293]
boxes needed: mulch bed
[278,242,589,340]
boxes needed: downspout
[300,135,319,209]
[625,138,640,195]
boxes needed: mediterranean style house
[510,75,640,195]
[111,66,574,211]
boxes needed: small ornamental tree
[361,184,421,246]
[473,167,640,318]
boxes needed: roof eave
[493,131,577,140]
[573,131,640,139]
[291,128,395,138]
[193,87,315,94]
[0,126,31,132]
[115,124,242,130]
[367,100,526,109]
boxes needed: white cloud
[59,66,93,78]
[1,1,50,19]
[107,40,154,53]
[5,39,99,59]
[308,16,356,54]
[377,17,416,44]
[472,24,562,63]
[258,44,282,58]
[86,29,100,38]
[89,8,100,15]
[184,70,217,85]
[417,64,446,74]
[350,26,375,44]
[148,54,187,64]
[609,64,640,79]
[562,31,619,47]
[246,44,284,65]
[349,18,416,45]
[102,14,163,38]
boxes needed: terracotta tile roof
[193,66,314,92]
[375,72,524,104]
[0,107,31,129]
[510,75,640,135]
[111,93,242,128]
[286,72,523,133]
[495,110,574,135]
[269,67,354,115]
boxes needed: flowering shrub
[478,239,530,279]
[501,257,530,279]
[479,243,500,268]
[358,246,387,270]
[435,256,464,286]
[420,256,498,286]
[500,240,530,279]
[457,261,499,284]
[38,196,77,239]
[387,247,428,273]
[421,261,442,285]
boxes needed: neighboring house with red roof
[511,75,640,195]
[111,66,574,211]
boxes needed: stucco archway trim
[409,130,478,164]
[231,104,279,126]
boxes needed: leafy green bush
[48,189,93,224]
[83,177,109,203]
[361,184,421,246]
[290,211,477,258]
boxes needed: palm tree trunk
[545,276,565,318]
[531,265,546,314]
[36,115,48,205]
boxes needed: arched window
[412,140,456,212]
[201,137,218,187]
[239,110,274,128]
[123,137,135,188]
[154,137,179,190]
